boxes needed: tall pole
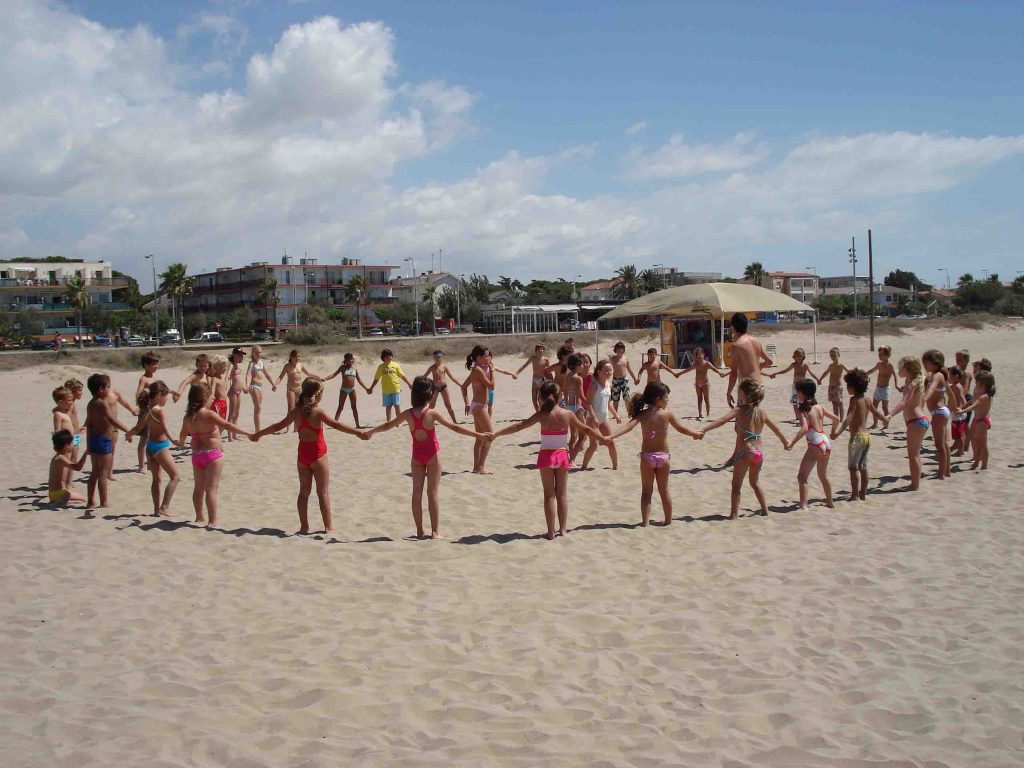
[146,255,160,345]
[868,229,875,350]
[849,236,858,319]
[456,274,463,331]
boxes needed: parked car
[559,319,581,331]
[31,338,55,350]
[368,328,384,337]
[191,331,224,343]
[127,335,145,347]
[93,335,114,347]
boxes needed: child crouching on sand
[367,376,487,539]
[608,382,703,527]
[48,429,87,506]
[253,378,368,535]
[490,380,608,540]
[700,379,787,518]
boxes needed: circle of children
[48,314,996,541]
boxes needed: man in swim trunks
[725,313,773,407]
[85,373,131,508]
[515,344,552,411]
[609,342,639,423]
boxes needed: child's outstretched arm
[252,411,295,440]
[832,408,853,439]
[115,390,139,415]
[514,358,533,376]
[770,362,795,379]
[821,406,840,425]
[432,412,487,440]
[626,360,639,385]
[444,367,466,388]
[316,409,371,439]
[567,410,610,444]
[124,411,148,439]
[321,365,344,382]
[102,401,132,435]
[366,410,408,437]
[608,417,640,441]
[763,415,789,447]
[493,365,517,379]
[667,412,703,439]
[491,411,543,439]
[701,407,740,434]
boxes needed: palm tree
[422,284,438,335]
[638,269,664,295]
[957,273,974,288]
[743,262,765,285]
[257,277,279,340]
[345,274,367,339]
[612,265,641,301]
[160,263,194,342]
[65,277,90,348]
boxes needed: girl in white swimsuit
[246,346,276,432]
[580,360,618,471]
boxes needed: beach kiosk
[599,283,817,367]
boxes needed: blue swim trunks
[72,434,81,447]
[146,439,171,456]
[382,392,401,408]
[488,389,495,406]
[88,433,113,455]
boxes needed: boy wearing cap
[227,347,248,441]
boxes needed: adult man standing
[726,312,773,406]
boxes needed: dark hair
[948,365,963,382]
[975,370,995,397]
[466,344,489,370]
[297,378,323,416]
[137,380,169,411]
[556,345,571,361]
[844,368,870,397]
[646,347,657,355]
[411,376,434,408]
[380,348,393,360]
[186,382,210,418]
[52,429,74,452]
[730,312,748,335]
[794,378,817,411]
[613,342,626,351]
[976,358,992,372]
[141,352,160,367]
[538,380,560,413]
[922,349,947,380]
[87,373,109,396]
[432,350,443,357]
[629,382,669,420]
[343,352,355,364]
[567,353,583,371]
[289,349,299,360]
[193,354,210,373]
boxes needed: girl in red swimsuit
[368,377,485,539]
[491,381,609,540]
[253,378,368,535]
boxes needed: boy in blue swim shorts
[85,373,131,508]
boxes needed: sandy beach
[1,323,1022,767]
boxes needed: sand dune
[1,324,1022,767]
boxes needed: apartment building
[0,259,129,323]
[760,271,819,304]
[183,256,399,329]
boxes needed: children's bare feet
[544,531,555,540]
[157,508,174,517]
[297,527,310,535]
[758,509,767,516]
[194,516,207,525]
[430,531,440,539]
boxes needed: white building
[0,259,128,325]
[391,272,461,304]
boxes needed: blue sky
[4,0,1023,283]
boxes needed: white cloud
[624,132,766,180]
[1,1,1022,282]
[625,121,647,136]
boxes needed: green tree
[464,273,492,302]
[885,269,931,291]
[639,269,664,295]
[375,301,419,329]
[1012,275,1024,295]
[743,262,765,285]
[957,273,974,289]
[345,274,367,338]
[257,277,279,340]
[64,277,90,348]
[612,265,641,301]
[159,263,194,343]
[422,284,439,334]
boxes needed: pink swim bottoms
[537,448,571,470]
[640,451,671,469]
[191,448,223,469]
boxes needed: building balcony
[0,277,129,289]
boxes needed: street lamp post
[457,274,464,332]
[404,257,419,335]
[145,254,159,345]
[848,237,858,319]
[938,268,951,317]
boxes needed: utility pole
[849,236,858,319]
[868,229,875,351]
[146,254,159,345]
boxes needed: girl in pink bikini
[461,345,496,474]
[608,382,703,527]
[369,376,486,539]
[785,379,838,510]
[701,379,788,519]
[491,380,608,539]
[178,382,253,528]
[955,370,995,471]
[253,378,368,535]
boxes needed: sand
[1,324,1022,767]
